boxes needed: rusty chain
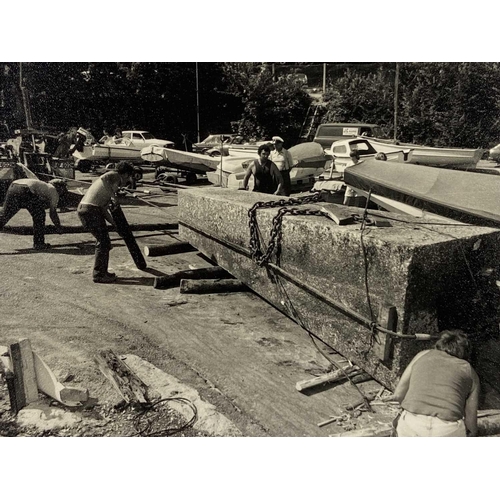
[248,193,325,266]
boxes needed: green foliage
[221,63,312,145]
[323,67,395,136]
[322,62,500,148]
[1,63,242,148]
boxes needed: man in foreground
[0,178,67,250]
[77,161,134,283]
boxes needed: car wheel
[185,172,197,185]
[209,151,221,157]
[78,160,93,173]
[133,167,143,182]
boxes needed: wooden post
[144,241,194,257]
[180,278,247,295]
[153,266,232,289]
[9,339,38,410]
[373,305,397,363]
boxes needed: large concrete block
[178,187,500,389]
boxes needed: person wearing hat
[343,150,363,207]
[0,178,67,250]
[270,136,294,196]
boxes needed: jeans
[396,410,466,437]
[77,203,111,278]
[0,183,46,247]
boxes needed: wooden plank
[372,305,397,363]
[180,278,247,295]
[9,338,38,407]
[144,242,194,257]
[154,266,232,290]
[295,366,360,393]
[95,349,150,404]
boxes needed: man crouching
[77,161,134,283]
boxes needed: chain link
[248,193,324,266]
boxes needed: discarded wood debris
[9,339,38,410]
[296,366,361,393]
[95,349,152,405]
[153,266,232,290]
[179,278,247,295]
[144,241,194,257]
[33,351,88,407]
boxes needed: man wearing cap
[270,136,294,196]
[0,178,67,250]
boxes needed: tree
[321,62,500,148]
[222,63,312,145]
[323,66,395,137]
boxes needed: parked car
[313,123,383,150]
[192,134,236,154]
[489,143,500,163]
[121,131,174,148]
[206,136,271,157]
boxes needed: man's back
[80,171,121,207]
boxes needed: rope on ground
[132,397,198,437]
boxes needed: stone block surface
[178,188,500,389]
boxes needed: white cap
[272,136,284,143]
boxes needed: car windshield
[142,132,155,140]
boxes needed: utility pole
[195,62,200,143]
[322,63,327,93]
[19,62,32,129]
[394,62,400,141]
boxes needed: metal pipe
[178,220,439,341]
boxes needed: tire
[78,160,93,173]
[132,167,143,182]
[185,172,197,185]
[209,151,221,157]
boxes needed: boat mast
[393,62,399,141]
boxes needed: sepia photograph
[1,4,498,498]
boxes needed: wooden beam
[179,278,247,295]
[154,266,232,290]
[373,305,397,363]
[295,366,360,393]
[9,339,38,409]
[144,241,194,257]
[95,350,150,405]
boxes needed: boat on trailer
[364,137,484,169]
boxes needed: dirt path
[0,174,395,436]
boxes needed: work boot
[33,243,52,251]
[93,273,117,284]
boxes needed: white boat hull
[365,137,484,168]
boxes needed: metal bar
[178,221,437,341]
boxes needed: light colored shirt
[13,178,59,211]
[270,148,294,172]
